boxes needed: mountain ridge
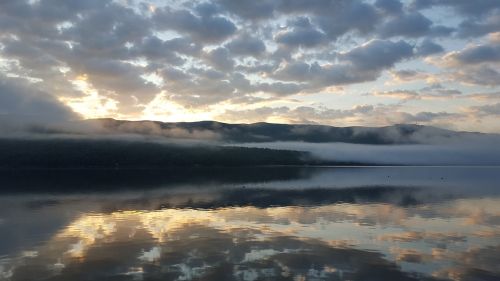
[90,118,486,145]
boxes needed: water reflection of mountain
[0,167,312,193]
[1,166,500,194]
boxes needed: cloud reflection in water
[0,167,499,281]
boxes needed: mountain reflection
[0,167,499,281]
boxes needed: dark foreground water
[0,167,499,281]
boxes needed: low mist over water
[233,141,500,166]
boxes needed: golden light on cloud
[58,76,119,118]
[142,92,222,122]
[61,92,119,118]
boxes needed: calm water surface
[0,167,499,281]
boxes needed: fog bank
[235,141,500,165]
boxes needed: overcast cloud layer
[0,0,499,132]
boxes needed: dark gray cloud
[378,12,433,38]
[341,39,414,70]
[416,39,445,56]
[133,36,200,65]
[225,34,266,57]
[71,58,159,103]
[215,0,276,20]
[451,44,500,65]
[275,17,327,48]
[411,1,499,40]
[457,11,500,38]
[153,7,236,43]
[314,1,380,40]
[0,76,77,122]
[203,47,235,71]
[61,3,152,56]
[411,0,500,17]
[273,39,414,88]
[470,102,500,116]
[375,0,403,15]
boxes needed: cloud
[217,105,375,124]
[373,84,462,101]
[341,39,414,70]
[375,0,403,15]
[469,102,500,116]
[203,47,235,71]
[378,12,433,38]
[216,103,464,128]
[133,36,200,65]
[275,17,327,48]
[225,34,266,57]
[389,69,430,82]
[429,38,500,86]
[0,76,78,126]
[411,1,499,39]
[449,45,500,66]
[310,1,381,40]
[373,90,420,100]
[457,10,500,38]
[153,7,236,43]
[416,39,444,56]
[449,65,500,86]
[411,0,500,17]
[273,39,414,88]
[215,0,276,20]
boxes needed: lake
[0,167,499,281]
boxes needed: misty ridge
[1,117,500,167]
[2,117,492,144]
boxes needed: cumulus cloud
[457,11,500,38]
[275,17,327,48]
[225,34,266,57]
[378,12,433,38]
[453,46,500,65]
[203,47,234,71]
[428,37,500,87]
[411,0,500,17]
[416,39,445,56]
[341,39,414,70]
[375,0,403,15]
[273,39,415,89]
[153,7,236,43]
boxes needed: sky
[0,0,499,132]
